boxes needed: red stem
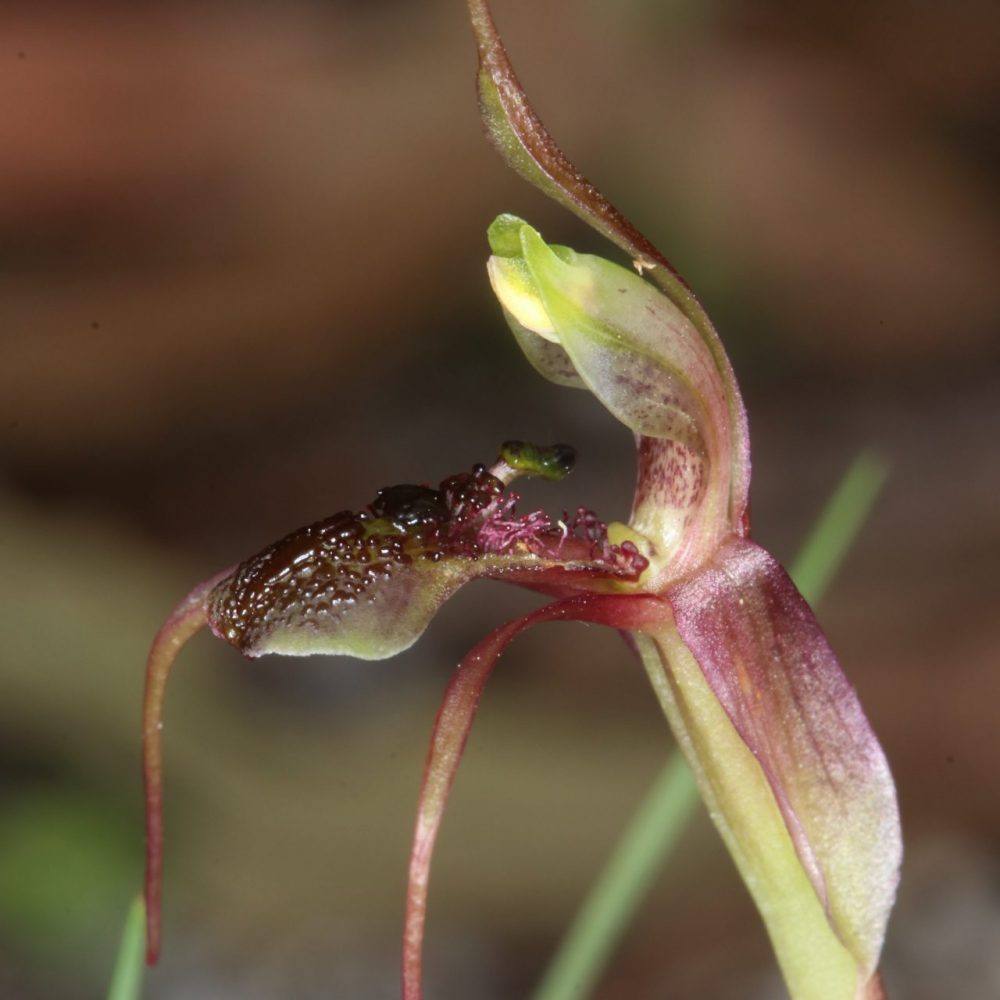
[142,568,232,965]
[402,592,668,999]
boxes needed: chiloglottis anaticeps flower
[141,2,901,998]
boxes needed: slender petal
[466,0,750,526]
[403,593,669,1000]
[142,567,233,965]
[638,538,900,997]
[466,0,691,302]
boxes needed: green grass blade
[788,450,889,605]
[106,895,146,1000]
[533,450,888,1000]
[533,756,696,1000]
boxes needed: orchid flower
[141,3,901,998]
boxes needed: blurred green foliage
[0,784,136,992]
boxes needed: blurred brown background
[1,1,998,997]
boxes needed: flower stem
[533,450,888,1000]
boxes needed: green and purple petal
[488,219,740,577]
[645,539,900,996]
[467,0,750,531]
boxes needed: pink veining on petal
[402,592,670,1000]
[633,436,708,517]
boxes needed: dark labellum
[205,464,507,654]
[205,509,399,653]
[200,444,639,658]
[370,484,450,530]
